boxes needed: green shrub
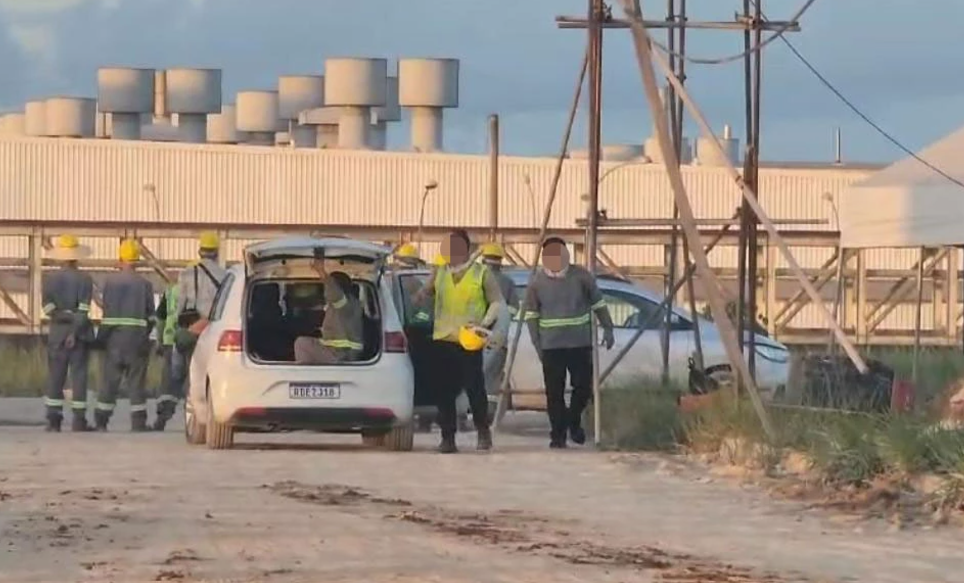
[594,377,684,451]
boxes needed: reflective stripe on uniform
[523,311,540,321]
[44,398,64,407]
[331,297,348,309]
[70,401,87,410]
[413,311,431,322]
[96,402,115,411]
[130,404,148,412]
[591,299,607,311]
[538,313,591,329]
[77,303,90,312]
[100,317,148,327]
[156,395,178,404]
[43,303,56,315]
[507,305,519,316]
[321,338,364,351]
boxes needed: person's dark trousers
[153,346,179,430]
[433,340,489,439]
[541,346,593,444]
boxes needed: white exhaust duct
[97,67,154,140]
[207,104,246,144]
[25,100,48,136]
[371,76,400,151]
[398,58,459,152]
[298,105,340,149]
[696,124,740,167]
[44,97,96,138]
[324,57,388,149]
[236,90,281,145]
[154,70,168,121]
[166,68,222,143]
[278,75,324,148]
[0,113,26,136]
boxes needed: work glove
[602,328,615,351]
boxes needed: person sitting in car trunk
[293,262,364,365]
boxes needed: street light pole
[416,180,439,251]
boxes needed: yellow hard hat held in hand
[118,239,140,262]
[458,325,489,352]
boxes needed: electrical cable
[649,0,817,65]
[746,0,964,190]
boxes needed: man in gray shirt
[525,236,614,448]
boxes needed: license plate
[288,383,341,399]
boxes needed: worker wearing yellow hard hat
[164,231,228,430]
[412,228,505,454]
[393,242,424,269]
[41,234,96,432]
[95,239,156,431]
[477,241,520,412]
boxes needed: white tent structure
[839,125,964,248]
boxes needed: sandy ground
[0,399,962,583]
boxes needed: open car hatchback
[184,237,415,451]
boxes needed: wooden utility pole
[586,0,605,443]
[488,114,500,240]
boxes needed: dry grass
[0,338,163,398]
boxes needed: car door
[598,286,692,386]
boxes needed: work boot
[151,416,168,432]
[45,416,62,433]
[476,427,493,451]
[549,439,568,449]
[71,414,94,432]
[569,425,587,446]
[94,410,110,432]
[130,412,149,433]
[437,435,458,454]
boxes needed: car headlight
[754,343,789,364]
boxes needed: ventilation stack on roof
[0,113,26,136]
[324,57,388,149]
[97,67,154,140]
[297,99,340,149]
[696,124,740,167]
[153,70,168,122]
[398,58,459,153]
[236,90,281,146]
[278,75,324,148]
[207,104,247,144]
[370,76,400,151]
[44,97,96,138]
[95,103,110,138]
[166,68,222,143]
[25,100,48,136]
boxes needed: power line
[748,0,964,190]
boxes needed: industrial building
[0,60,956,346]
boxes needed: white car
[184,237,415,451]
[390,267,791,410]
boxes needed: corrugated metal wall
[0,137,939,332]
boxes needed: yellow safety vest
[433,264,488,342]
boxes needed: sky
[0,0,962,163]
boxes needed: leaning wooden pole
[492,46,591,432]
[619,0,774,438]
[619,0,869,375]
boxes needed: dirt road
[0,407,961,583]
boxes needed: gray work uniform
[172,259,227,389]
[524,265,611,444]
[294,276,364,364]
[482,268,519,397]
[96,270,155,423]
[41,267,94,420]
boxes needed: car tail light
[383,331,407,353]
[217,330,243,352]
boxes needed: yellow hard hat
[432,254,448,267]
[480,242,504,260]
[199,231,220,251]
[395,243,420,260]
[57,234,80,249]
[458,325,488,352]
[118,239,140,262]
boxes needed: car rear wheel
[184,401,206,445]
[205,393,234,450]
[383,422,414,452]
